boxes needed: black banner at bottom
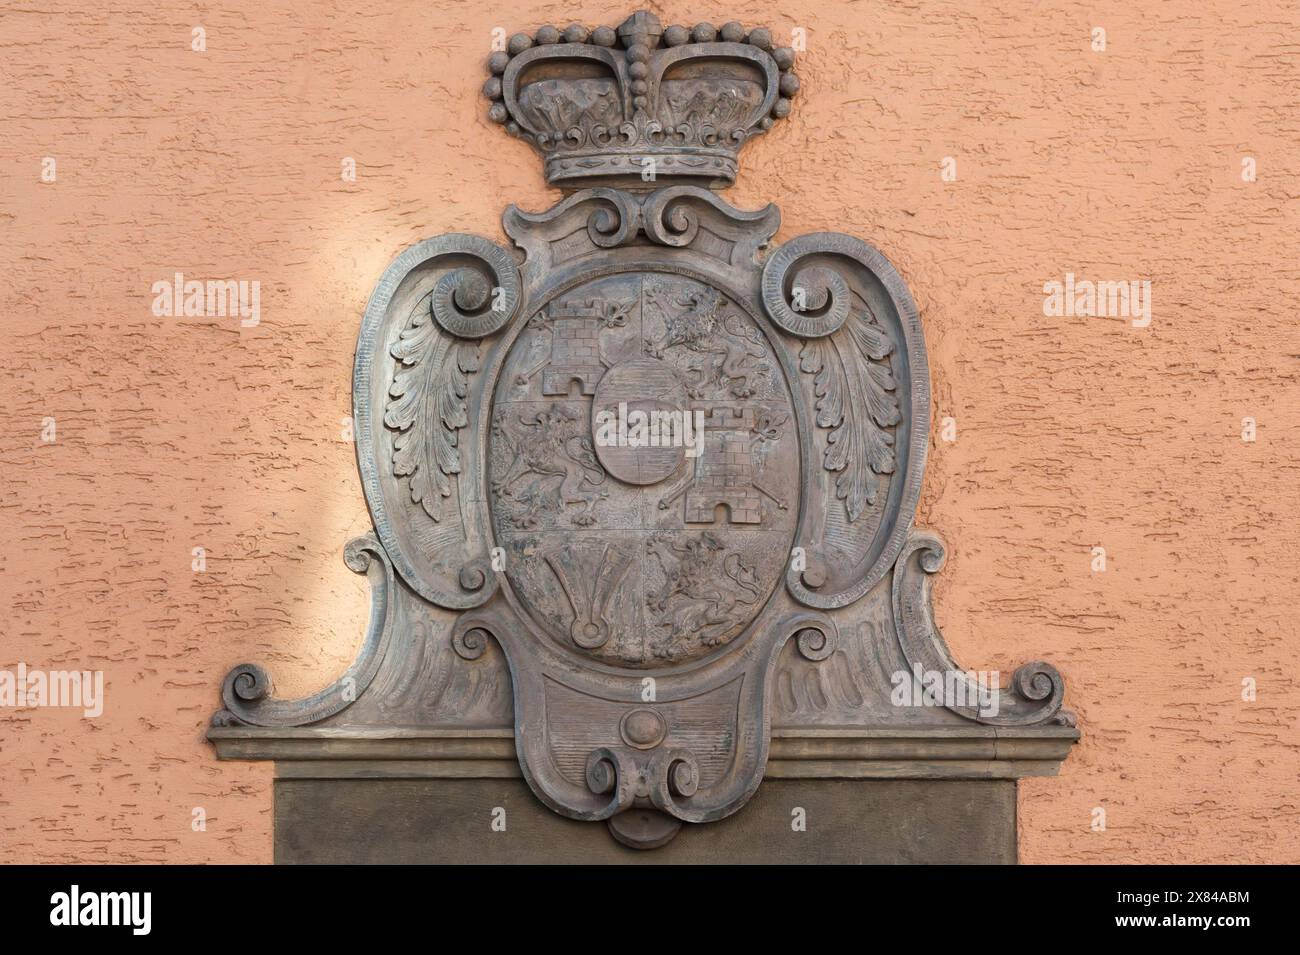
[0,864,1277,942]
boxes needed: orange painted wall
[1,1,1297,863]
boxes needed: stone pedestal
[211,726,1077,864]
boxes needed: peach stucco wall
[2,0,1297,863]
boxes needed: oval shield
[489,272,799,667]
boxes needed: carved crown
[483,10,798,190]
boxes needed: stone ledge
[209,724,1078,780]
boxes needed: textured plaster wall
[1,0,1297,864]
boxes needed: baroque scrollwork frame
[209,10,1074,850]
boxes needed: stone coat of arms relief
[210,10,1073,850]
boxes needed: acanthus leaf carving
[764,231,929,611]
[799,299,901,523]
[386,310,481,522]
[351,233,522,611]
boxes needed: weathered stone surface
[205,11,1074,853]
[4,1,1293,865]
[275,778,1018,864]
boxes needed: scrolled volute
[891,532,1070,726]
[214,534,396,727]
[425,234,522,339]
[762,237,855,337]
